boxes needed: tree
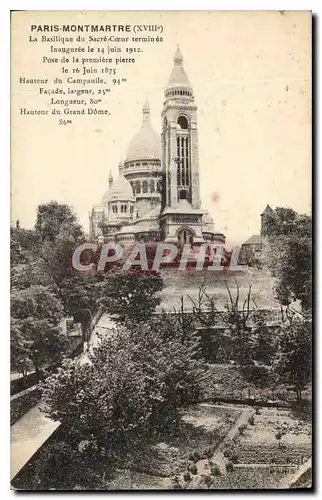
[11,227,52,291]
[11,318,33,376]
[41,314,207,456]
[249,309,276,365]
[275,315,311,403]
[262,207,312,311]
[35,201,83,244]
[34,201,89,301]
[188,279,254,367]
[11,285,68,377]
[98,268,164,323]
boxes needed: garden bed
[223,442,311,466]
[222,406,311,467]
[208,466,293,490]
[116,404,242,477]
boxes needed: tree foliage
[262,207,312,311]
[35,201,83,244]
[98,268,164,323]
[275,315,311,402]
[11,285,68,376]
[41,313,207,453]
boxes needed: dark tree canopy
[98,268,164,323]
[41,314,207,451]
[275,315,311,402]
[35,201,84,243]
[263,207,312,310]
[11,285,68,375]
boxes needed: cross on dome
[142,98,151,123]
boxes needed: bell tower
[161,46,201,209]
[160,46,204,244]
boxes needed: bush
[248,415,255,426]
[203,473,212,486]
[225,461,234,472]
[230,453,239,464]
[188,451,201,463]
[182,471,191,483]
[171,476,183,489]
[238,424,246,435]
[210,464,221,477]
[187,463,198,475]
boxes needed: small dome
[101,190,110,205]
[126,100,161,162]
[101,175,134,204]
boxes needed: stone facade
[89,47,225,246]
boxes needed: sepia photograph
[10,10,312,491]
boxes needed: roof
[167,46,192,89]
[261,204,274,215]
[162,200,203,216]
[137,205,161,222]
[133,220,160,233]
[126,100,161,162]
[117,224,135,235]
[242,234,262,246]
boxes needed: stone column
[170,123,178,206]
[190,125,201,209]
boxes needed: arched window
[135,181,141,194]
[124,205,127,213]
[177,115,189,129]
[143,180,148,193]
[150,179,155,193]
[130,205,134,213]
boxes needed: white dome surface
[101,176,134,204]
[126,100,161,162]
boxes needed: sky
[11,10,311,245]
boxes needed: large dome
[126,100,161,162]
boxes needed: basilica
[89,46,225,246]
